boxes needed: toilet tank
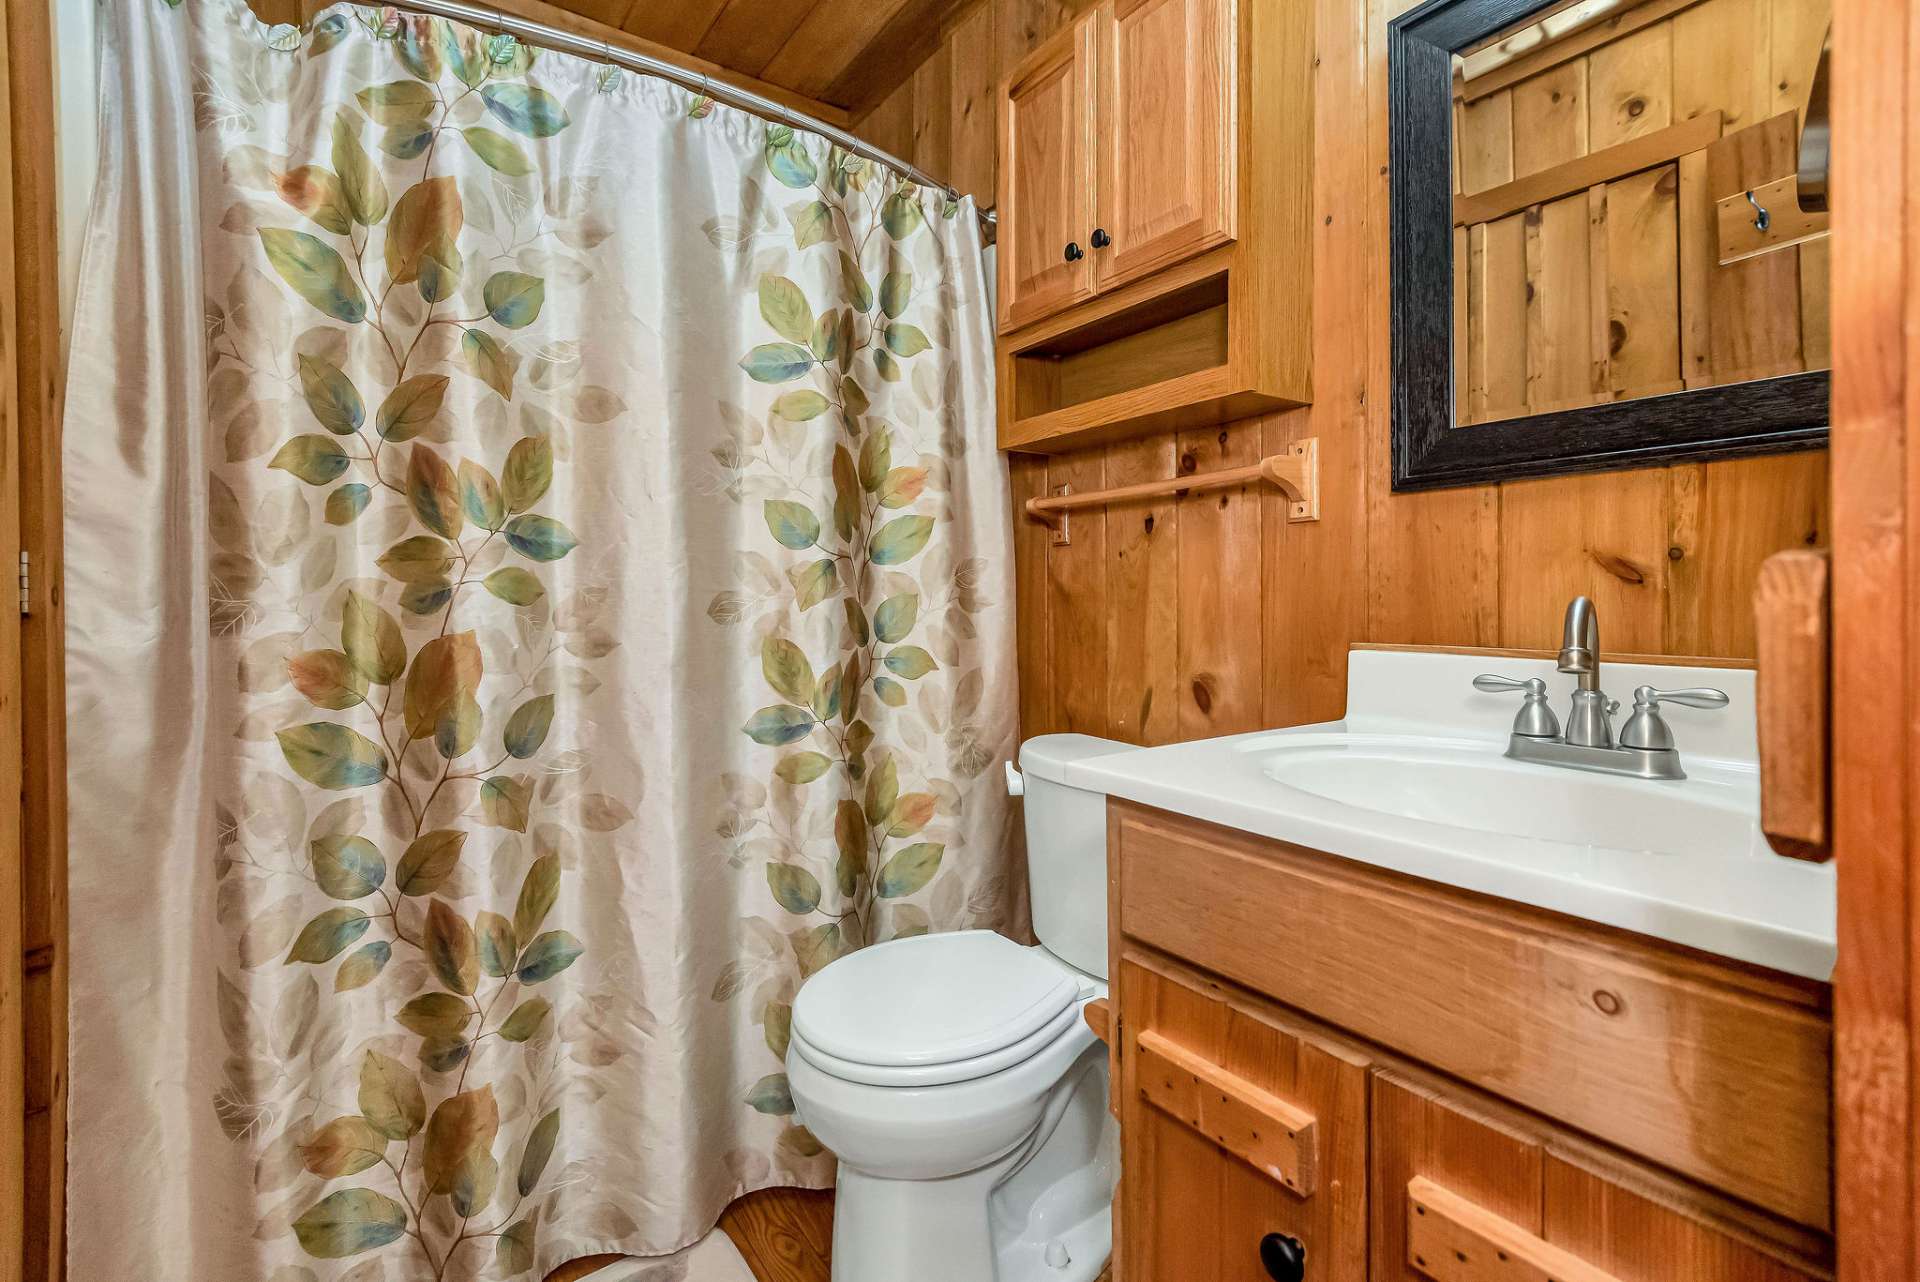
[1016,734,1135,979]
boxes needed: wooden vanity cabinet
[1105,800,1835,1282]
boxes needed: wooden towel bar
[1023,438,1319,546]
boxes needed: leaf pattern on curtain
[207,12,620,1279]
[702,135,998,1159]
[73,3,1015,1278]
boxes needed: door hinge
[17,550,29,616]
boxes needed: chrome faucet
[1557,596,1616,748]
[1473,596,1728,780]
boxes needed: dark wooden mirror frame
[1388,0,1830,492]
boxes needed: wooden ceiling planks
[538,0,955,114]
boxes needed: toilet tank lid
[1018,733,1135,786]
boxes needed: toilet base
[825,1051,1115,1282]
[829,1156,1112,1282]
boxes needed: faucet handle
[1635,685,1730,710]
[1618,684,1729,751]
[1472,674,1561,739]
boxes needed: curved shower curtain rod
[379,0,998,230]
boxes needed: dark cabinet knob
[1090,227,1112,248]
[1064,241,1084,262]
[1259,1233,1306,1281]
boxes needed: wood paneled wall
[857,0,1829,744]
[1452,0,1831,424]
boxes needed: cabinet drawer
[1119,961,1366,1282]
[1373,1076,1826,1282]
[1112,803,1832,1229]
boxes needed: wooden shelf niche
[998,251,1307,453]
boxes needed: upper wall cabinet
[1000,20,1099,331]
[1094,0,1237,291]
[995,0,1312,453]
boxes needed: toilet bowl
[785,734,1136,1282]
[786,931,1115,1282]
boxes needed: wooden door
[1117,961,1367,1282]
[997,18,1097,332]
[1373,1076,1825,1282]
[1092,0,1237,292]
[1829,0,1920,1276]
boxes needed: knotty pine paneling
[859,0,1828,745]
[1455,0,1830,422]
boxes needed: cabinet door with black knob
[1117,963,1366,1282]
[1093,0,1239,291]
[997,16,1098,332]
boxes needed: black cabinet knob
[1259,1233,1306,1281]
[1091,227,1112,248]
[1064,241,1084,262]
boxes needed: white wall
[52,0,100,352]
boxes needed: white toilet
[786,734,1135,1282]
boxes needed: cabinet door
[1093,0,1237,291]
[998,19,1097,332]
[1118,962,1366,1282]
[1372,1075,1827,1282]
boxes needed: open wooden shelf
[997,251,1309,454]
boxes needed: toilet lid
[792,930,1081,1069]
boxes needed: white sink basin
[1260,734,1763,862]
[1062,648,1836,980]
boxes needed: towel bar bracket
[1023,438,1320,547]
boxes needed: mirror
[1389,0,1831,490]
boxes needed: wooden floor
[719,1188,836,1282]
[542,1188,834,1282]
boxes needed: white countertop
[1064,649,1837,980]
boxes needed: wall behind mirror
[1449,0,1831,427]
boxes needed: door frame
[1831,0,1920,1275]
[6,0,63,1278]
[0,1,25,1279]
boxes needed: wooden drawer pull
[1134,1027,1318,1196]
[1407,1177,1620,1282]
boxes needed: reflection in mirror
[1447,0,1832,428]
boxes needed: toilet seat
[790,1000,1084,1087]
[790,930,1083,1085]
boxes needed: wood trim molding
[1454,110,1722,224]
[0,3,25,1281]
[9,0,64,1276]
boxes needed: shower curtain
[62,3,1018,1278]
